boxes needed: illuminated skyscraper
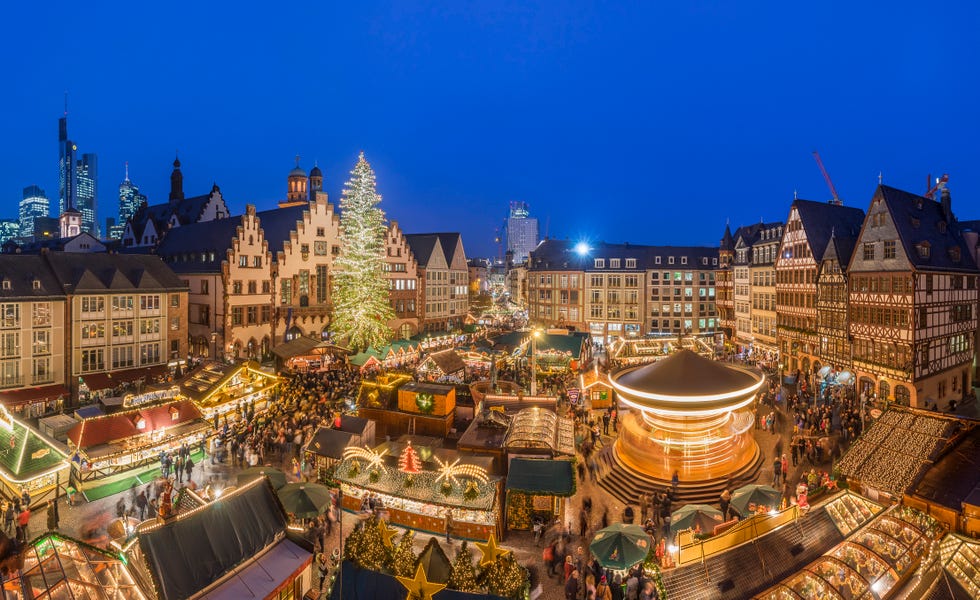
[113,162,146,239]
[75,153,98,236]
[505,201,539,264]
[18,185,49,238]
[58,113,76,217]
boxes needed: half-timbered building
[816,230,859,373]
[847,185,978,407]
[776,199,865,381]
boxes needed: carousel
[610,349,765,484]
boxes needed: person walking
[3,502,13,537]
[719,489,731,521]
[136,491,148,521]
[772,456,782,488]
[781,454,789,485]
[16,505,30,544]
[444,508,454,544]
[184,456,195,484]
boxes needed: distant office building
[57,114,76,217]
[0,220,19,245]
[75,153,98,236]
[113,163,146,240]
[19,185,48,238]
[32,217,60,240]
[506,201,539,264]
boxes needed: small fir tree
[390,531,418,577]
[480,554,528,600]
[447,541,479,592]
[398,441,422,474]
[345,518,391,572]
[330,152,395,351]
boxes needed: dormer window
[625,258,636,269]
[681,257,688,265]
[949,246,961,262]
[1,280,9,291]
[610,259,620,269]
[938,221,947,234]
[32,280,40,290]
[916,242,930,259]
[668,257,675,265]
[594,258,605,268]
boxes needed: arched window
[894,385,910,405]
[879,380,890,402]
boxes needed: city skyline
[2,3,978,257]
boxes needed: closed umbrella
[730,484,781,517]
[670,504,724,535]
[589,523,652,570]
[237,467,288,490]
[277,482,332,519]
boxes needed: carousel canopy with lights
[611,349,765,483]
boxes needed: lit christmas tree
[344,518,391,572]
[398,441,423,474]
[447,541,479,592]
[330,152,395,352]
[480,553,528,600]
[390,530,418,577]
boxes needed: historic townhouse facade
[385,222,421,339]
[847,185,977,407]
[405,233,469,333]
[816,232,858,373]
[526,240,719,341]
[717,226,735,339]
[268,194,342,346]
[0,256,68,417]
[776,199,865,379]
[749,222,783,361]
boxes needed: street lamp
[530,329,541,396]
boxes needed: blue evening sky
[1,1,977,256]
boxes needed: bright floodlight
[574,241,590,255]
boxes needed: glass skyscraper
[58,115,76,217]
[113,163,146,240]
[75,153,98,236]
[19,185,49,238]
[506,201,539,264]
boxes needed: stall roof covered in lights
[176,360,278,407]
[503,407,575,455]
[8,533,147,600]
[753,506,943,600]
[938,533,980,599]
[67,400,208,461]
[0,407,67,490]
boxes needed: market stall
[504,457,574,531]
[305,417,375,483]
[177,360,279,426]
[334,441,502,541]
[417,349,466,382]
[579,365,614,409]
[503,407,576,458]
[67,399,212,483]
[271,336,349,372]
[0,405,69,506]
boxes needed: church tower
[169,155,184,205]
[281,155,309,207]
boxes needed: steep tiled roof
[529,239,717,271]
[45,253,187,292]
[256,203,309,258]
[154,217,244,274]
[825,229,859,269]
[0,255,65,299]
[876,185,979,272]
[793,199,865,263]
[404,234,441,266]
[720,224,734,251]
[435,233,463,264]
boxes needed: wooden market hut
[177,360,279,425]
[578,365,615,409]
[304,416,375,482]
[0,406,69,508]
[270,336,350,372]
[417,349,466,381]
[67,399,212,483]
[504,457,575,531]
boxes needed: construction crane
[812,151,841,205]
[924,173,949,200]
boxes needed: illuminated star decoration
[377,519,398,549]
[475,533,511,566]
[433,457,490,487]
[396,563,446,600]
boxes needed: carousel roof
[613,349,761,398]
[11,534,145,600]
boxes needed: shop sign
[567,388,580,402]
[124,386,180,408]
[31,448,50,460]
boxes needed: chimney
[940,186,953,223]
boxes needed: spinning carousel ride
[610,349,765,483]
